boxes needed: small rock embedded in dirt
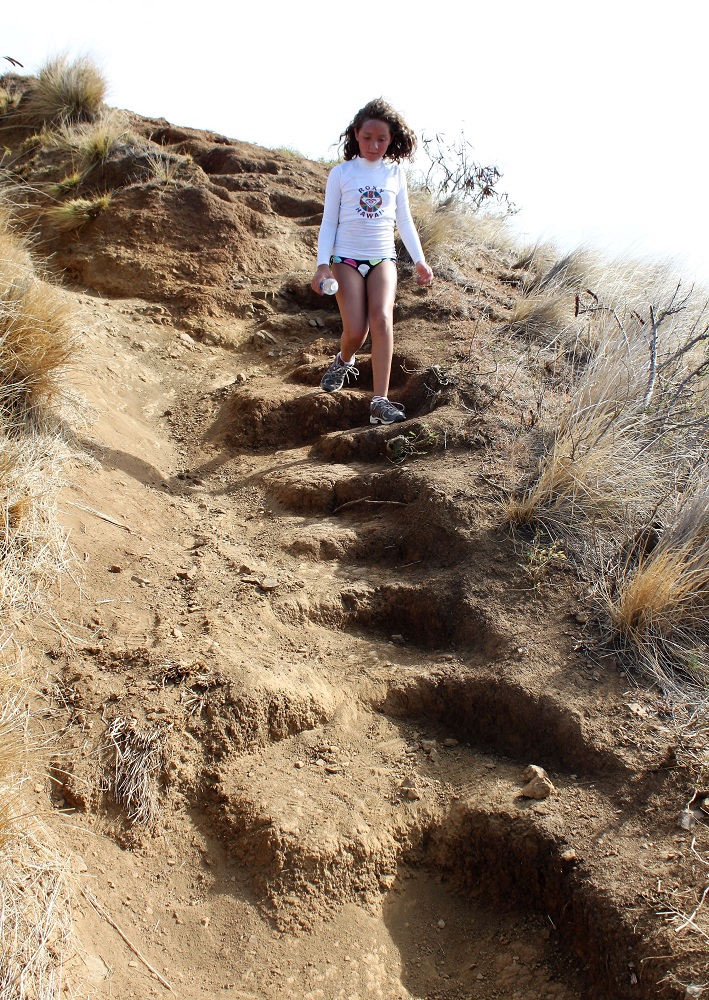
[176,567,197,580]
[108,564,122,573]
[399,775,421,800]
[390,633,405,644]
[561,848,576,861]
[437,919,446,929]
[520,765,555,799]
[259,577,280,591]
[678,809,696,830]
[443,738,459,747]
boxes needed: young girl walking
[311,98,433,425]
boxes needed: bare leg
[364,260,397,398]
[332,263,368,361]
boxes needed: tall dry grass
[0,667,73,1000]
[597,478,709,691]
[0,205,77,994]
[0,215,77,408]
[19,55,106,129]
[502,237,709,688]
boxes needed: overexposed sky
[5,1,707,282]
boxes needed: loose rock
[520,765,555,799]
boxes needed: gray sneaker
[320,355,359,392]
[370,398,406,425]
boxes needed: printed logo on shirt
[357,187,383,218]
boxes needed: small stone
[560,849,576,861]
[200,916,210,926]
[324,765,341,774]
[259,578,280,591]
[171,627,183,638]
[523,764,550,783]
[443,738,459,747]
[421,740,437,753]
[108,564,122,573]
[34,784,43,793]
[308,319,318,327]
[293,761,304,769]
[128,960,139,968]
[391,633,405,644]
[520,773,555,799]
[437,919,446,929]
[404,787,421,801]
[176,567,197,580]
[678,809,696,831]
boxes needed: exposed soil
[13,110,709,999]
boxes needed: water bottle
[320,278,339,295]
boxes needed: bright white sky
[5,1,708,283]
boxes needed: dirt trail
[17,127,705,1000]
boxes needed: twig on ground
[65,500,133,532]
[81,887,173,990]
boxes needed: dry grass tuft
[598,479,709,688]
[505,292,572,337]
[21,55,106,129]
[46,171,84,198]
[408,189,517,265]
[502,408,663,539]
[41,110,132,165]
[43,194,110,233]
[0,267,77,406]
[101,717,169,827]
[0,663,74,1000]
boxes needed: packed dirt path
[16,123,707,1000]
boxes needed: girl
[311,98,433,425]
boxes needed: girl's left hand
[416,261,433,286]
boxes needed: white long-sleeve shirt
[316,157,424,266]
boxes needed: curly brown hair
[340,98,417,163]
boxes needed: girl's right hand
[311,264,333,295]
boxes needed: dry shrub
[44,194,110,233]
[20,55,106,129]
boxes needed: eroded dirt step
[187,698,668,999]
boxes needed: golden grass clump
[408,189,517,264]
[41,110,131,165]
[44,193,110,233]
[502,409,663,537]
[505,292,572,338]
[21,54,106,129]
[599,479,709,688]
[0,267,77,405]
